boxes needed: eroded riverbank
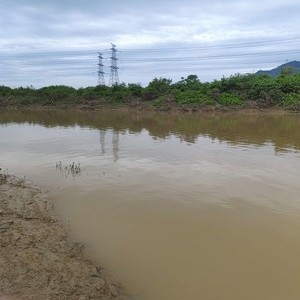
[0,174,124,300]
[1,101,299,114]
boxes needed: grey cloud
[0,0,299,87]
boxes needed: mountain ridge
[256,60,300,77]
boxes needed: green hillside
[257,61,300,77]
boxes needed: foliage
[37,85,77,104]
[142,78,172,100]
[217,93,242,106]
[173,75,201,90]
[127,83,143,97]
[281,93,300,107]
[109,83,131,102]
[0,72,299,109]
[247,76,283,106]
[174,90,214,105]
[0,85,13,96]
[153,96,166,108]
[276,73,300,93]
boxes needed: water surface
[1,109,300,300]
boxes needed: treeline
[0,71,300,110]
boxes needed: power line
[119,37,300,52]
[119,49,300,62]
[0,37,299,58]
[0,37,299,84]
[1,49,298,67]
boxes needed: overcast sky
[0,0,299,87]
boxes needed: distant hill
[256,61,300,77]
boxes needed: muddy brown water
[1,109,300,300]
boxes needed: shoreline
[0,102,298,115]
[0,174,126,300]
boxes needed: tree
[142,78,172,100]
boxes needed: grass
[0,168,8,184]
[56,161,81,178]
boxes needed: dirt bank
[1,100,298,114]
[0,175,126,300]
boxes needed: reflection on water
[1,109,300,153]
[1,109,300,300]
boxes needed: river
[1,109,300,300]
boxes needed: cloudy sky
[0,0,299,87]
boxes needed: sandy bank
[0,175,126,300]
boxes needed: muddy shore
[0,174,126,300]
[1,101,298,114]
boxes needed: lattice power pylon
[97,52,105,86]
[109,43,119,86]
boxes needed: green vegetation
[1,70,299,110]
[0,167,10,184]
[56,161,81,178]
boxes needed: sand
[0,175,126,300]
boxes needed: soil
[1,100,298,114]
[0,175,127,300]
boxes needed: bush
[249,77,283,105]
[128,83,143,97]
[281,93,300,107]
[277,74,300,93]
[19,98,33,105]
[37,85,77,103]
[172,75,203,91]
[154,96,166,107]
[77,87,98,100]
[0,85,13,97]
[174,90,214,105]
[217,93,242,106]
[110,83,131,103]
[1,72,299,109]
[142,78,172,100]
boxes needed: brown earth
[1,99,298,114]
[0,175,127,300]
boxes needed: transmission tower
[97,52,105,86]
[109,43,119,86]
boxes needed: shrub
[37,85,77,103]
[174,90,214,105]
[281,93,300,107]
[249,77,283,105]
[154,96,166,107]
[277,74,300,93]
[128,83,143,97]
[0,85,13,97]
[173,75,203,91]
[20,98,32,105]
[217,93,242,106]
[143,78,172,100]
